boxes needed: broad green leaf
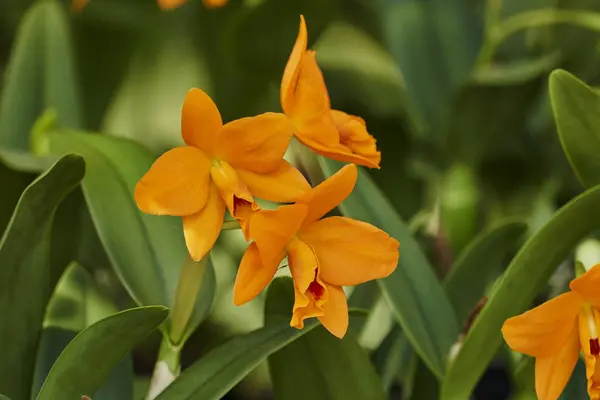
[156,278,319,400]
[37,306,168,400]
[0,154,85,400]
[0,0,81,150]
[267,278,385,400]
[43,131,214,339]
[319,158,459,378]
[441,184,600,400]
[0,395,11,400]
[0,150,38,234]
[32,328,133,400]
[347,281,380,335]
[445,219,527,324]
[550,69,600,188]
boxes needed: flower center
[308,279,324,300]
[585,303,600,356]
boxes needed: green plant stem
[477,9,600,68]
[222,219,241,230]
[157,336,182,375]
[169,256,209,345]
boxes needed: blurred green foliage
[4,0,600,399]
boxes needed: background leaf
[0,0,81,150]
[37,306,168,400]
[0,154,84,400]
[550,68,600,188]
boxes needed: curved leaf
[44,131,211,337]
[441,184,600,400]
[156,278,319,400]
[319,158,459,378]
[37,306,168,400]
[550,68,600,188]
[267,278,385,400]
[445,219,527,324]
[0,154,85,400]
[33,328,133,400]
[0,0,81,150]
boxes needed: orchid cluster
[133,16,399,338]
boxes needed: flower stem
[222,219,241,230]
[146,336,181,400]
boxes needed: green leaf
[550,69,600,188]
[0,0,81,150]
[43,131,200,327]
[445,219,527,324]
[156,278,320,400]
[319,158,459,378]
[347,281,381,335]
[373,325,416,393]
[266,278,385,400]
[37,306,168,400]
[441,184,600,399]
[0,395,11,400]
[0,154,84,400]
[32,328,133,400]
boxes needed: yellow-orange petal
[535,325,580,400]
[135,146,211,216]
[211,160,258,239]
[215,113,293,174]
[236,161,311,203]
[299,216,399,286]
[182,183,225,261]
[281,15,308,114]
[570,264,600,310]
[202,0,227,8]
[71,0,89,12]
[501,291,582,357]
[288,238,328,330]
[300,163,357,226]
[249,204,308,270]
[182,88,222,155]
[295,131,381,169]
[233,242,280,305]
[331,110,381,168]
[318,284,349,338]
[577,308,600,399]
[157,0,187,9]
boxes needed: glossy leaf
[0,0,81,150]
[156,278,319,400]
[373,325,415,392]
[37,306,168,400]
[44,131,212,339]
[550,68,600,188]
[445,219,527,325]
[319,158,460,378]
[441,184,600,399]
[267,278,385,400]
[0,154,85,400]
[32,328,133,400]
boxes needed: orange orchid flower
[72,0,227,12]
[135,88,310,261]
[280,16,381,169]
[502,264,600,400]
[233,164,399,338]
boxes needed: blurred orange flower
[233,164,399,338]
[281,16,381,169]
[502,264,600,400]
[135,88,310,261]
[73,0,227,12]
